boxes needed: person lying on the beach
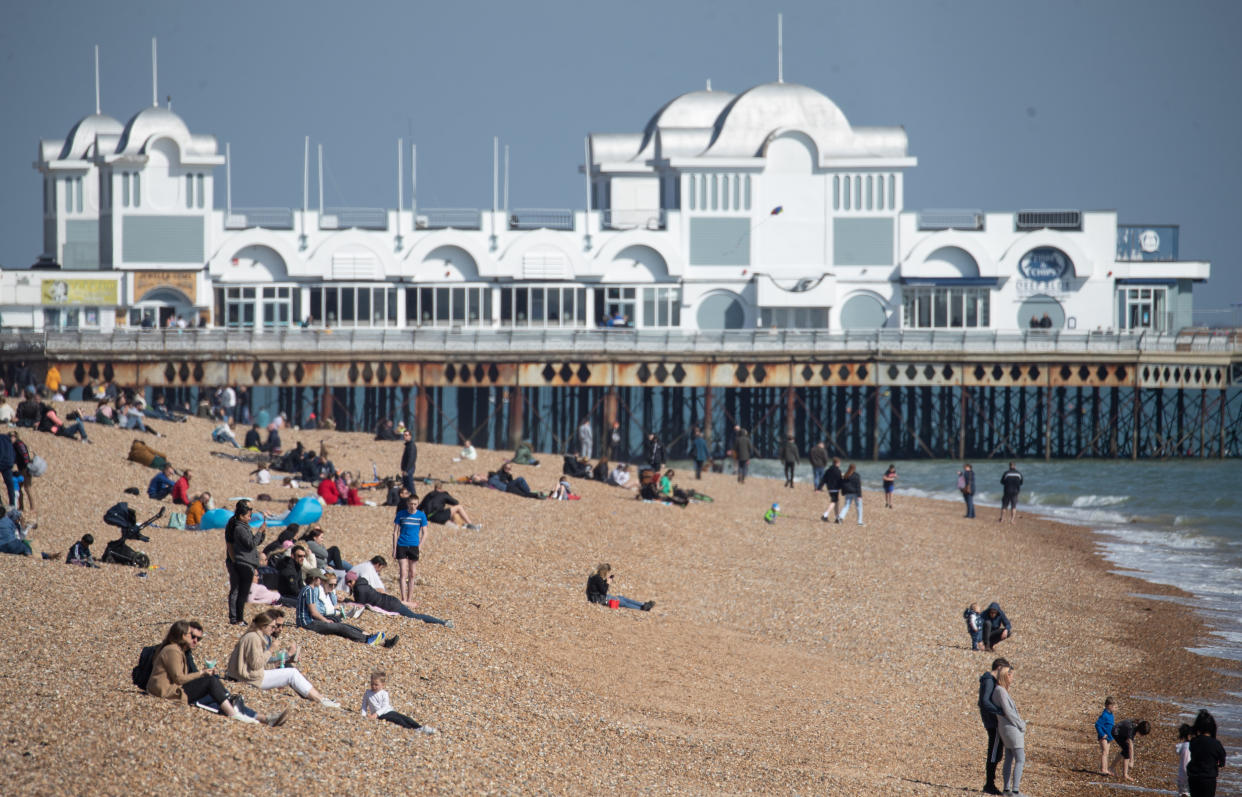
[488,463,543,498]
[418,481,481,529]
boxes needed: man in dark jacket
[999,462,1023,524]
[273,545,310,606]
[809,442,829,492]
[981,602,1012,651]
[224,500,266,625]
[733,426,753,483]
[962,463,977,519]
[243,424,262,449]
[978,657,1011,795]
[400,429,418,497]
[779,435,799,488]
[645,433,665,471]
[820,457,843,522]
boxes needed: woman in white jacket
[991,665,1028,796]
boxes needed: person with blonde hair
[585,563,654,612]
[991,664,1027,796]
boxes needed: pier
[4,328,1240,460]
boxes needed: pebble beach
[0,406,1226,795]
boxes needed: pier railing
[5,328,1240,359]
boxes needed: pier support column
[415,387,429,442]
[958,385,967,461]
[508,388,524,449]
[785,387,795,441]
[703,388,714,446]
[603,389,618,456]
[1043,386,1052,461]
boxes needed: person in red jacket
[317,477,340,506]
[172,470,193,505]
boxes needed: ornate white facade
[1,80,1209,335]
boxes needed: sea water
[679,456,1242,781]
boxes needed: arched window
[196,174,204,208]
[688,175,696,210]
[843,174,850,210]
[733,174,740,209]
[875,175,885,209]
[710,174,718,210]
[133,173,141,207]
[833,176,840,210]
[854,176,861,210]
[866,175,873,210]
[700,174,707,209]
[186,175,194,208]
[889,174,896,209]
[744,175,752,210]
[721,175,729,210]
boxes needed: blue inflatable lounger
[198,495,323,530]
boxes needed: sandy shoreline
[0,405,1229,795]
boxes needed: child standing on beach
[882,465,896,508]
[1095,696,1116,775]
[963,603,982,651]
[1175,722,1192,796]
[361,671,436,734]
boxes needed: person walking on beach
[691,427,709,480]
[882,464,897,509]
[780,435,799,488]
[733,426,752,483]
[1187,709,1226,797]
[809,442,828,491]
[991,664,1027,796]
[839,464,863,526]
[609,420,624,461]
[577,417,593,461]
[820,457,843,522]
[999,462,1023,524]
[400,429,418,498]
[960,463,976,518]
[978,657,1011,795]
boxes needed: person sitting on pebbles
[586,563,654,612]
[417,481,481,530]
[345,569,454,628]
[149,619,289,727]
[226,608,341,708]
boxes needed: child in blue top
[1095,696,1116,775]
[963,602,982,650]
[392,495,428,605]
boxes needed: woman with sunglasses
[148,620,288,726]
[226,609,340,708]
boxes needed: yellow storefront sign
[41,278,120,305]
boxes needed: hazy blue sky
[2,0,1238,318]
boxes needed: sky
[1,0,1238,319]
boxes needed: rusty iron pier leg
[508,387,524,450]
[1199,389,1207,458]
[1043,385,1052,461]
[703,387,714,447]
[958,385,967,461]
[415,386,429,443]
[1132,386,1141,461]
[785,386,796,441]
[603,389,618,458]
[1219,389,1228,459]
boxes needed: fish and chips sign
[41,278,119,306]
[1016,247,1073,298]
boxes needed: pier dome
[59,113,124,160]
[118,107,192,154]
[706,82,853,158]
[644,89,737,134]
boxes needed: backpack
[956,474,966,490]
[132,644,159,689]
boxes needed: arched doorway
[131,287,194,328]
[1018,295,1065,329]
[839,292,888,329]
[695,291,747,330]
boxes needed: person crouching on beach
[1110,718,1151,782]
[1095,695,1116,775]
[981,602,1011,651]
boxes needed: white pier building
[2,72,1209,336]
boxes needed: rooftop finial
[777,13,784,83]
[151,37,158,107]
[94,45,101,114]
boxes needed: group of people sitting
[141,612,437,732]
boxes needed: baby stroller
[100,502,164,569]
